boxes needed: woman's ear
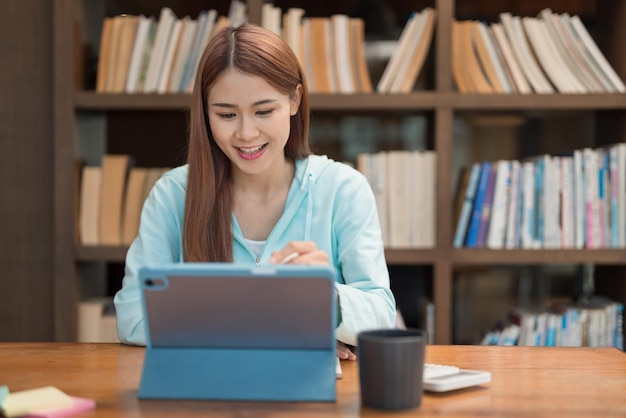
[290,84,303,116]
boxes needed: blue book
[534,157,545,247]
[453,163,481,248]
[465,162,491,248]
[609,146,619,248]
[476,164,498,248]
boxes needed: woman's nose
[236,116,259,141]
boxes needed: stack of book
[453,144,626,249]
[357,150,436,248]
[480,296,624,349]
[78,155,170,247]
[452,9,625,94]
[95,2,246,94]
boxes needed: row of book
[79,155,169,246]
[357,150,436,249]
[480,296,624,349]
[453,143,626,249]
[261,6,436,94]
[453,9,626,94]
[96,1,246,94]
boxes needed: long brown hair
[184,23,311,262]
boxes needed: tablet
[137,263,339,401]
[139,263,337,350]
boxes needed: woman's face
[207,68,301,177]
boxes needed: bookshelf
[53,0,626,344]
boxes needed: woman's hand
[337,341,357,360]
[268,241,329,265]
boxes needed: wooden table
[1,343,624,417]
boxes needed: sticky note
[1,386,73,418]
[0,385,8,407]
[25,397,96,418]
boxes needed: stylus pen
[279,252,299,264]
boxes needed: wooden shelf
[75,91,626,112]
[452,249,626,265]
[75,92,192,110]
[76,245,127,262]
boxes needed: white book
[500,13,554,93]
[568,15,625,93]
[539,9,593,93]
[227,0,247,28]
[617,144,626,247]
[301,18,315,92]
[261,3,281,36]
[583,148,600,248]
[422,151,436,248]
[167,18,198,93]
[523,17,584,93]
[487,160,511,249]
[490,23,531,94]
[478,22,512,93]
[558,14,614,92]
[143,7,177,93]
[389,11,426,93]
[332,15,356,93]
[156,18,184,94]
[521,161,535,249]
[573,149,585,248]
[410,151,424,247]
[561,156,575,249]
[183,9,218,93]
[505,160,521,248]
[286,8,305,68]
[386,151,412,248]
[125,15,151,93]
[376,12,418,93]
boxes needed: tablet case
[137,263,337,402]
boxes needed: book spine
[465,162,491,248]
[453,163,481,248]
[476,164,498,247]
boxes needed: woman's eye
[219,113,236,120]
[256,109,273,116]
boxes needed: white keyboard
[423,363,491,392]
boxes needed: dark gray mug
[357,328,427,411]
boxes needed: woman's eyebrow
[210,99,277,108]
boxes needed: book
[1,387,73,418]
[95,17,113,93]
[78,166,102,245]
[377,12,418,93]
[476,163,498,247]
[77,297,118,343]
[99,154,131,246]
[490,23,531,94]
[500,13,554,93]
[143,7,177,93]
[465,162,491,248]
[487,160,511,249]
[121,167,149,245]
[472,21,505,93]
[166,17,198,93]
[125,15,152,93]
[453,163,481,248]
[331,15,356,94]
[349,18,373,93]
[156,17,185,94]
[110,15,139,93]
[393,8,437,93]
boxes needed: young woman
[114,23,396,359]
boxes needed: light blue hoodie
[114,155,396,346]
